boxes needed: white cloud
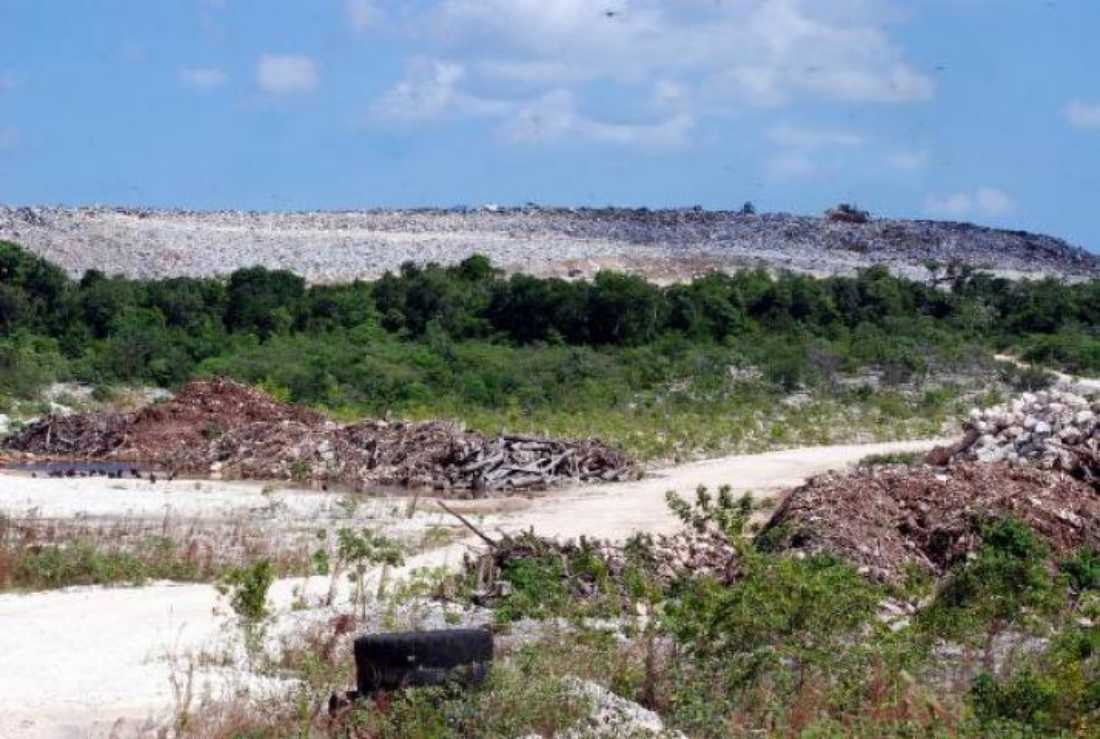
[179,67,227,90]
[373,59,509,120]
[974,187,1014,216]
[767,151,818,179]
[374,60,691,147]
[373,1,930,148]
[346,0,378,33]
[256,54,319,94]
[1065,100,1100,130]
[504,90,694,147]
[926,187,1014,219]
[926,192,973,217]
[886,150,929,171]
[764,123,863,180]
[426,0,933,106]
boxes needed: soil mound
[759,463,1100,583]
[4,378,636,495]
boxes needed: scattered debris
[4,205,1095,285]
[4,379,638,495]
[759,463,1100,583]
[458,523,738,610]
[557,678,686,739]
[928,389,1100,486]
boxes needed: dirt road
[0,438,941,738]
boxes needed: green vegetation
[858,450,924,467]
[0,516,315,593]
[3,240,1100,457]
[187,491,1100,737]
[0,536,218,591]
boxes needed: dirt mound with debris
[759,463,1100,583]
[4,378,637,495]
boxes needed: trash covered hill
[3,378,638,495]
[2,204,1095,283]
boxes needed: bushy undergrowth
[0,516,313,592]
[431,497,1100,738]
[161,491,1100,738]
[2,241,1097,457]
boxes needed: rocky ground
[2,204,1095,283]
[930,387,1100,484]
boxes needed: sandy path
[0,438,942,738]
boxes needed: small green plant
[1059,547,1100,593]
[919,518,1063,641]
[289,459,311,481]
[970,669,1058,729]
[333,528,405,618]
[217,559,275,659]
[667,484,754,540]
[90,384,120,403]
[858,450,922,467]
[201,420,224,440]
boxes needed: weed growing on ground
[217,559,275,661]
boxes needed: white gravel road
[0,438,942,738]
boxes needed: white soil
[0,438,943,738]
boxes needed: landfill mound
[926,389,1099,487]
[759,463,1100,583]
[4,379,637,495]
[3,205,1096,284]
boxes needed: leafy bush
[1059,548,1100,592]
[218,559,275,625]
[919,518,1063,639]
[858,450,923,467]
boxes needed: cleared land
[0,438,941,738]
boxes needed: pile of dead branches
[447,498,740,610]
[4,378,638,495]
[759,462,1100,584]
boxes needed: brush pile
[3,379,638,495]
[759,463,1100,583]
[926,389,1100,486]
[460,521,742,609]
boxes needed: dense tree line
[1,240,1098,401]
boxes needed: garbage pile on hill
[758,463,1100,583]
[926,389,1100,486]
[3,379,638,495]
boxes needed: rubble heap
[3,379,638,495]
[927,389,1100,486]
[759,463,1100,583]
[4,205,1096,284]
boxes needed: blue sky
[1,0,1098,249]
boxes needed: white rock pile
[957,389,1099,468]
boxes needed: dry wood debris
[3,379,638,496]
